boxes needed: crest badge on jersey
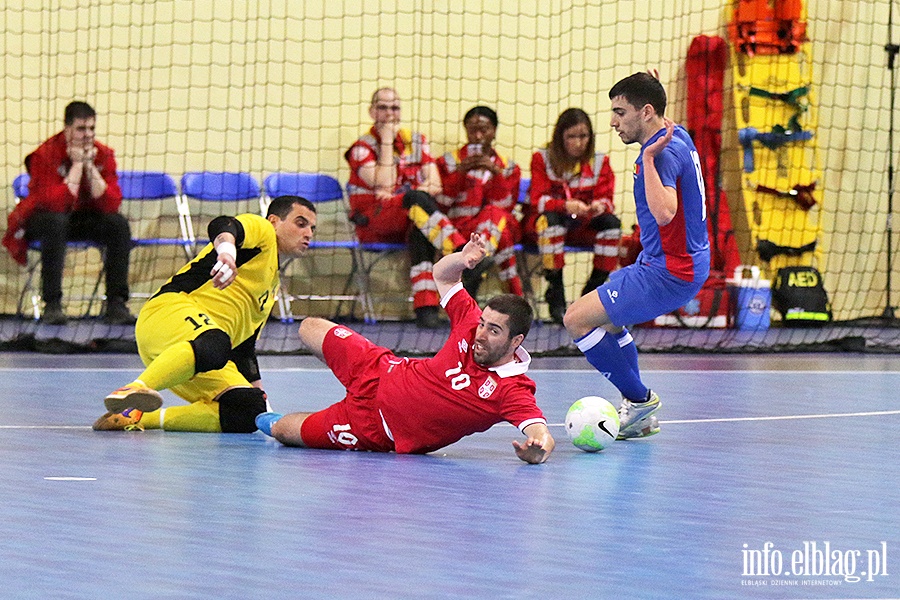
[478,376,497,399]
[332,327,353,339]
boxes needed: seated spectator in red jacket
[345,87,466,328]
[437,106,523,299]
[3,101,135,325]
[522,108,619,324]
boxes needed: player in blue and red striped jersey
[563,72,710,439]
[256,233,555,464]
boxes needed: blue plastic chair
[341,181,412,321]
[514,176,598,319]
[118,170,194,263]
[262,172,373,323]
[181,171,261,201]
[263,172,343,204]
[180,172,261,248]
[119,170,178,199]
[262,172,356,252]
[13,173,30,199]
[518,177,530,204]
[11,174,105,319]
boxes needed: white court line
[534,369,900,375]
[659,409,900,425]
[0,425,90,429]
[0,365,330,373]
[543,408,900,428]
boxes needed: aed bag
[771,266,831,326]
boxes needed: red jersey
[436,145,521,218]
[344,126,435,216]
[378,283,546,454]
[528,148,615,215]
[3,131,122,265]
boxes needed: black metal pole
[884,0,898,319]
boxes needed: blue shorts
[597,262,705,327]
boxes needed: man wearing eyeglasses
[345,87,466,328]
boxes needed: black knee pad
[190,329,232,373]
[218,387,268,433]
[402,189,439,213]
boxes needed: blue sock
[575,327,648,401]
[255,412,284,436]
[615,327,642,382]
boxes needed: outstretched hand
[432,232,488,293]
[643,117,674,161]
[461,233,487,270]
[513,437,551,464]
[513,423,555,464]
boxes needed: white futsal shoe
[617,391,661,439]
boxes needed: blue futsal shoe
[255,412,284,436]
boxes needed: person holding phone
[436,106,523,299]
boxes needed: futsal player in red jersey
[256,234,555,464]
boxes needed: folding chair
[180,171,261,250]
[119,170,194,258]
[341,179,441,321]
[12,174,105,320]
[351,205,409,322]
[514,178,540,305]
[118,171,196,303]
[263,172,374,323]
[13,173,30,199]
[515,177,602,319]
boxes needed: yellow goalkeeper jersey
[155,213,279,348]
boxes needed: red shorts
[299,325,396,452]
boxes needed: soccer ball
[565,396,620,452]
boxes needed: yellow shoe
[104,384,163,414]
[93,408,145,431]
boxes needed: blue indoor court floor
[0,352,898,600]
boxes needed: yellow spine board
[730,14,823,274]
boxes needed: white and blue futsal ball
[565,396,620,452]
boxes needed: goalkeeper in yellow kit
[93,195,316,433]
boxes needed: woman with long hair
[523,108,620,323]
